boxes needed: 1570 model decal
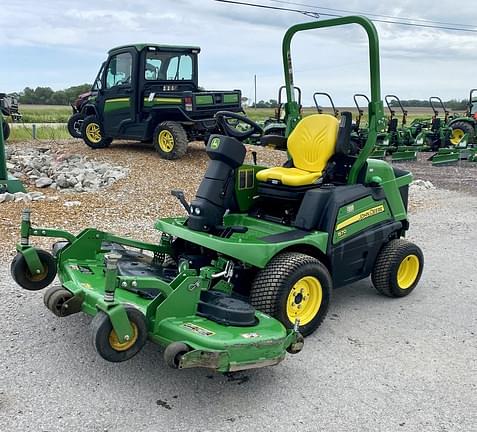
[336,204,385,230]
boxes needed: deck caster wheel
[372,239,424,297]
[164,342,190,369]
[46,287,73,317]
[286,333,304,355]
[91,306,147,363]
[10,249,57,291]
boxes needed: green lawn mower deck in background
[11,16,424,374]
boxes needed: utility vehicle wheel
[10,249,57,291]
[450,121,474,146]
[153,121,188,160]
[67,113,84,139]
[164,342,190,369]
[250,252,332,337]
[91,306,147,362]
[82,115,112,149]
[46,287,73,317]
[2,121,10,141]
[372,239,424,298]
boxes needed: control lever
[171,189,191,214]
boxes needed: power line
[268,0,477,29]
[214,0,477,33]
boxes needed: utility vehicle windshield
[145,51,194,81]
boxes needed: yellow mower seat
[256,114,340,187]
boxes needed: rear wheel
[372,239,424,297]
[67,112,84,138]
[153,121,188,160]
[450,121,474,146]
[2,121,10,141]
[250,252,332,336]
[91,306,147,362]
[82,115,112,149]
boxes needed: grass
[8,125,70,141]
[19,104,71,123]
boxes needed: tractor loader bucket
[369,149,386,159]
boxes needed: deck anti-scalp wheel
[91,306,147,362]
[250,252,332,337]
[44,287,73,317]
[372,239,424,297]
[10,249,57,291]
[164,342,190,369]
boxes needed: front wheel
[82,115,113,149]
[10,249,57,291]
[372,239,424,297]
[91,306,147,362]
[67,112,84,138]
[449,121,474,146]
[153,121,188,160]
[250,252,332,337]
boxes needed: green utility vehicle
[11,16,423,373]
[313,92,339,117]
[0,93,22,141]
[80,44,242,159]
[448,88,477,145]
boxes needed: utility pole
[254,74,257,110]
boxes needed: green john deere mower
[10,16,424,373]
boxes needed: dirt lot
[0,139,476,432]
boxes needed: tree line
[389,99,469,110]
[17,84,92,105]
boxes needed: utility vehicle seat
[256,114,340,187]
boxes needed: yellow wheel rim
[286,276,322,326]
[158,130,175,152]
[85,123,102,144]
[108,322,138,352]
[450,128,464,145]
[397,254,420,289]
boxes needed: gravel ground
[1,139,476,431]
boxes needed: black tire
[249,252,332,337]
[10,249,57,291]
[153,121,188,160]
[91,306,147,362]
[46,287,73,317]
[449,121,475,146]
[3,121,10,141]
[43,284,62,307]
[82,115,113,149]
[164,342,190,369]
[372,239,424,298]
[67,112,84,139]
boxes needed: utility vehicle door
[99,49,136,136]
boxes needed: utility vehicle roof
[108,44,201,54]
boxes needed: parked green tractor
[414,96,452,151]
[262,85,302,137]
[351,93,370,151]
[79,44,242,159]
[313,92,339,117]
[447,88,477,145]
[10,16,423,373]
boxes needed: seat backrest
[287,114,339,173]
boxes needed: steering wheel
[215,111,263,140]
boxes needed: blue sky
[1,0,476,105]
